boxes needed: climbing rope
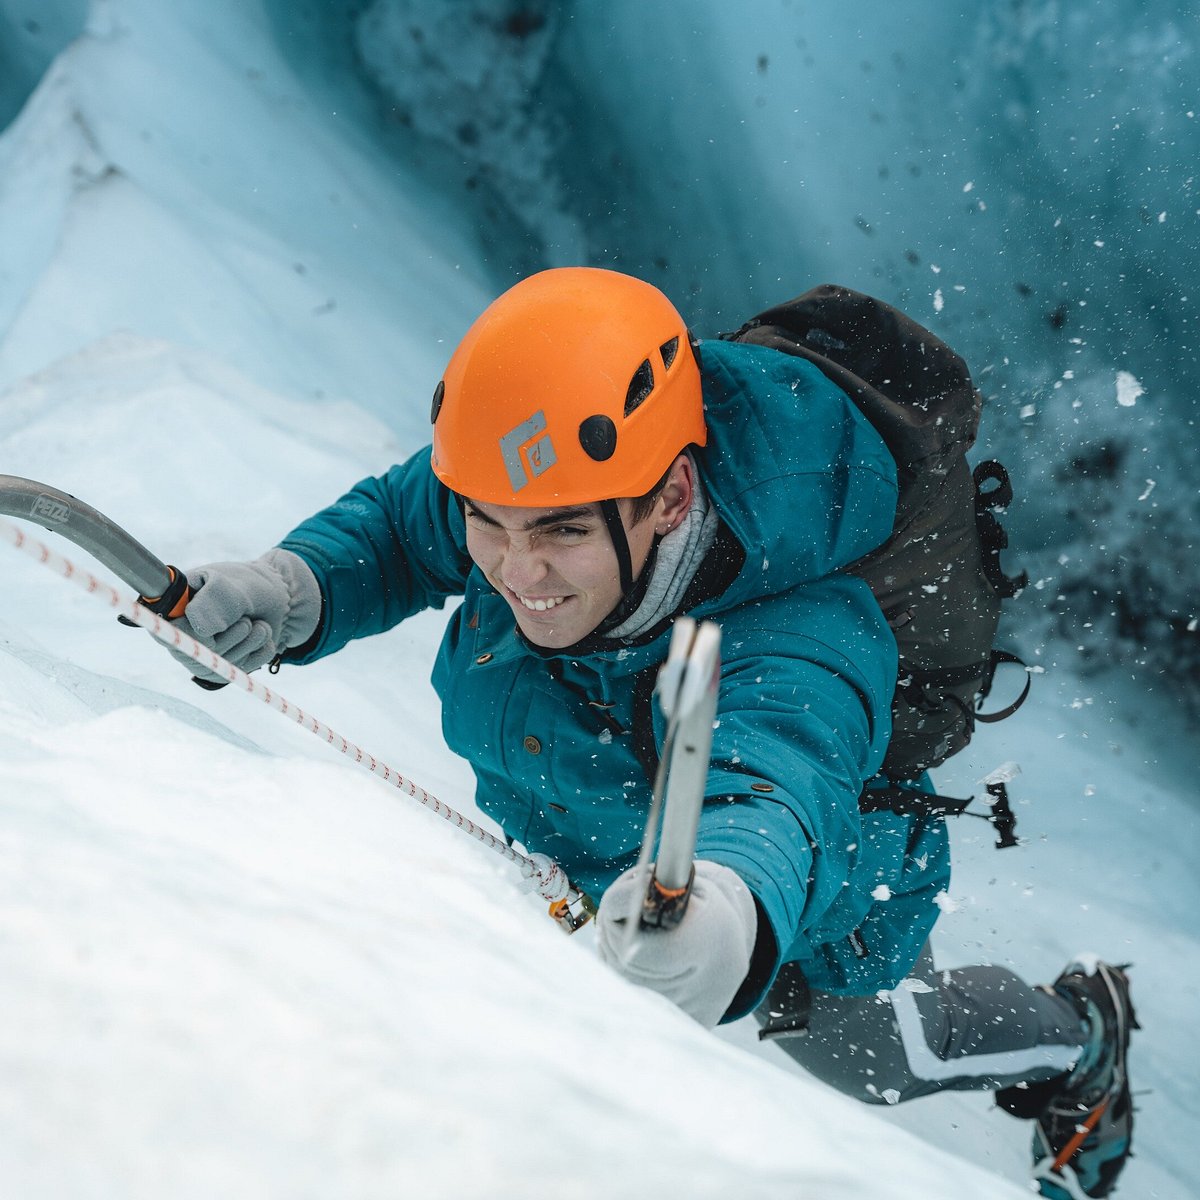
[1,514,593,931]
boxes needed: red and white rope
[1,514,572,904]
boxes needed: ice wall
[3,0,1196,710]
[343,0,1200,710]
[0,0,86,128]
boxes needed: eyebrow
[463,499,598,532]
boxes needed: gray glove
[166,549,322,682]
[595,859,757,1027]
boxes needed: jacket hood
[693,339,897,607]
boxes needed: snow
[1116,371,1145,408]
[1,2,1197,1197]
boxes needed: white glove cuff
[261,548,322,650]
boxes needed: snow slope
[1,3,1196,1197]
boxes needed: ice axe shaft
[640,617,721,930]
[0,474,190,611]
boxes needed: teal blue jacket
[280,339,950,1013]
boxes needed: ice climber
[158,268,1137,1198]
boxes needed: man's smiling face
[462,496,660,648]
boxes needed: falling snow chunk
[1094,240,1105,248]
[1085,785,1097,796]
[933,289,944,312]
[900,977,935,995]
[963,181,974,193]
[1116,371,1145,407]
[1020,404,1037,419]
[934,891,961,914]
[872,884,892,901]
[882,1089,902,1105]
[982,761,1021,786]
[1139,479,1156,501]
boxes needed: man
[164,268,1135,1197]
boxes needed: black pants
[756,943,1088,1104]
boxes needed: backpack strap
[974,460,1028,599]
[901,648,1032,735]
[630,662,662,786]
[973,649,1032,724]
[859,780,1021,849]
[858,784,974,818]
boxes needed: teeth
[518,594,565,612]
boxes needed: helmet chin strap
[598,498,635,596]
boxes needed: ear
[655,453,694,535]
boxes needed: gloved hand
[165,548,322,682]
[595,859,757,1027]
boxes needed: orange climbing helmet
[430,267,706,506]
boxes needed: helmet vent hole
[624,359,655,417]
[659,337,679,369]
[430,380,446,423]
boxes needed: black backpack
[726,286,1029,843]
